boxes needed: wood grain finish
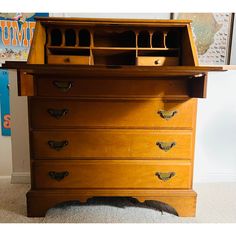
[30,98,197,129]
[36,77,190,98]
[136,57,179,66]
[10,17,216,217]
[18,71,34,96]
[32,129,193,160]
[47,55,91,65]
[32,160,192,189]
[2,63,224,80]
[26,189,197,217]
[27,22,46,64]
[36,16,192,25]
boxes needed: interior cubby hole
[138,31,150,48]
[138,50,179,57]
[65,29,76,46]
[166,31,180,48]
[79,29,91,47]
[152,31,164,48]
[94,51,136,65]
[94,30,136,47]
[50,28,62,46]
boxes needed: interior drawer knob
[156,141,176,152]
[48,140,69,151]
[154,59,161,65]
[48,171,69,181]
[52,81,72,92]
[64,57,70,63]
[157,110,178,120]
[155,172,176,181]
[47,108,68,119]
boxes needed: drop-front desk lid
[2,62,226,78]
[1,62,232,98]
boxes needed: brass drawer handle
[48,171,69,181]
[157,110,178,120]
[48,140,69,151]
[47,108,68,119]
[52,81,72,92]
[156,141,176,152]
[155,172,176,181]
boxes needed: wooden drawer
[32,129,193,160]
[29,98,196,129]
[136,57,179,66]
[32,160,192,189]
[47,55,90,65]
[36,77,190,98]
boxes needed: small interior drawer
[136,57,179,66]
[47,55,91,65]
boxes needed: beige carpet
[0,178,235,223]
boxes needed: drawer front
[47,55,90,65]
[30,98,196,129]
[36,77,189,98]
[136,57,179,66]
[32,160,192,189]
[32,130,193,160]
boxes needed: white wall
[9,70,30,183]
[194,71,236,182]
[2,13,236,183]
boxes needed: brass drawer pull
[155,172,176,181]
[47,108,68,119]
[48,140,69,151]
[157,110,178,120]
[52,81,72,92]
[156,141,176,152]
[48,171,69,181]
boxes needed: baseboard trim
[11,172,31,184]
[0,176,11,179]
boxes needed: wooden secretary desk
[5,17,225,217]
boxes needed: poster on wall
[0,13,48,62]
[0,70,10,136]
[0,13,48,136]
[171,13,234,65]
